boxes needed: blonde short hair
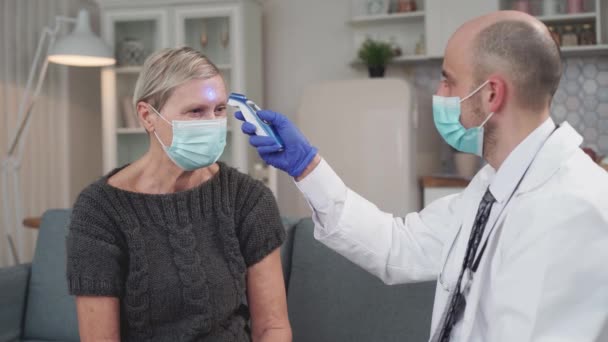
[133,47,220,111]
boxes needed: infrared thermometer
[228,93,285,151]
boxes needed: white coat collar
[488,117,556,203]
[473,120,582,196]
[517,121,583,194]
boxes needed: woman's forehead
[171,76,227,103]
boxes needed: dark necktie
[436,188,496,342]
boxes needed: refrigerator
[296,78,419,217]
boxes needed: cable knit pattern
[123,224,152,341]
[66,162,285,341]
[167,220,211,339]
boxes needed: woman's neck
[111,145,218,194]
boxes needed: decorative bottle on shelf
[389,36,402,57]
[561,25,579,46]
[543,0,557,15]
[579,23,596,45]
[415,34,426,55]
[567,0,584,13]
[367,0,386,15]
[548,26,561,46]
[117,37,145,66]
[397,0,416,12]
[512,0,531,13]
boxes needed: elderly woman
[66,47,290,341]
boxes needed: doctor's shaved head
[449,11,563,112]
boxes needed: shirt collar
[487,117,556,203]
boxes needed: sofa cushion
[0,263,30,342]
[287,218,436,342]
[280,217,300,289]
[22,209,79,341]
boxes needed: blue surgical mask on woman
[149,104,227,171]
[432,80,494,157]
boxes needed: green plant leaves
[357,38,395,67]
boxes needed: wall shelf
[351,45,608,67]
[350,54,441,68]
[117,127,146,134]
[349,11,425,25]
[561,44,608,56]
[393,54,438,63]
[537,12,597,24]
[347,2,608,67]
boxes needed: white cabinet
[420,176,469,207]
[101,8,171,52]
[425,0,498,57]
[347,0,499,64]
[349,0,608,67]
[499,0,608,56]
[349,0,428,63]
[96,0,276,194]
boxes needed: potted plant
[357,38,394,78]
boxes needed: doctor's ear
[136,101,156,133]
[486,76,507,114]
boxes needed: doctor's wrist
[294,154,322,182]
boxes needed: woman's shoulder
[75,168,119,204]
[71,167,127,223]
[219,162,269,195]
[218,162,276,214]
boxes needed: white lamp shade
[48,10,115,67]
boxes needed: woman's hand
[247,248,292,342]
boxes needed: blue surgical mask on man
[149,104,227,171]
[432,80,494,157]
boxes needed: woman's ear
[137,101,155,133]
[486,75,507,114]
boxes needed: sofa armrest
[0,263,31,342]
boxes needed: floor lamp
[1,9,115,265]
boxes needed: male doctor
[236,11,608,342]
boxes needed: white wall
[261,0,443,218]
[261,0,356,217]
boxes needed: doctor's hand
[234,110,318,178]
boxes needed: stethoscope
[438,125,559,293]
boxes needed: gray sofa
[0,209,435,342]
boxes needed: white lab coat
[296,122,608,341]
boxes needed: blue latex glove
[234,110,318,178]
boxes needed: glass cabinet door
[175,6,235,90]
[101,9,170,169]
[175,6,238,167]
[183,16,232,66]
[103,9,169,67]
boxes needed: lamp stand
[1,16,76,266]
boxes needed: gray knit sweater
[66,162,285,341]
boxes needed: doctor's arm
[236,110,458,285]
[295,156,457,284]
[486,196,608,342]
